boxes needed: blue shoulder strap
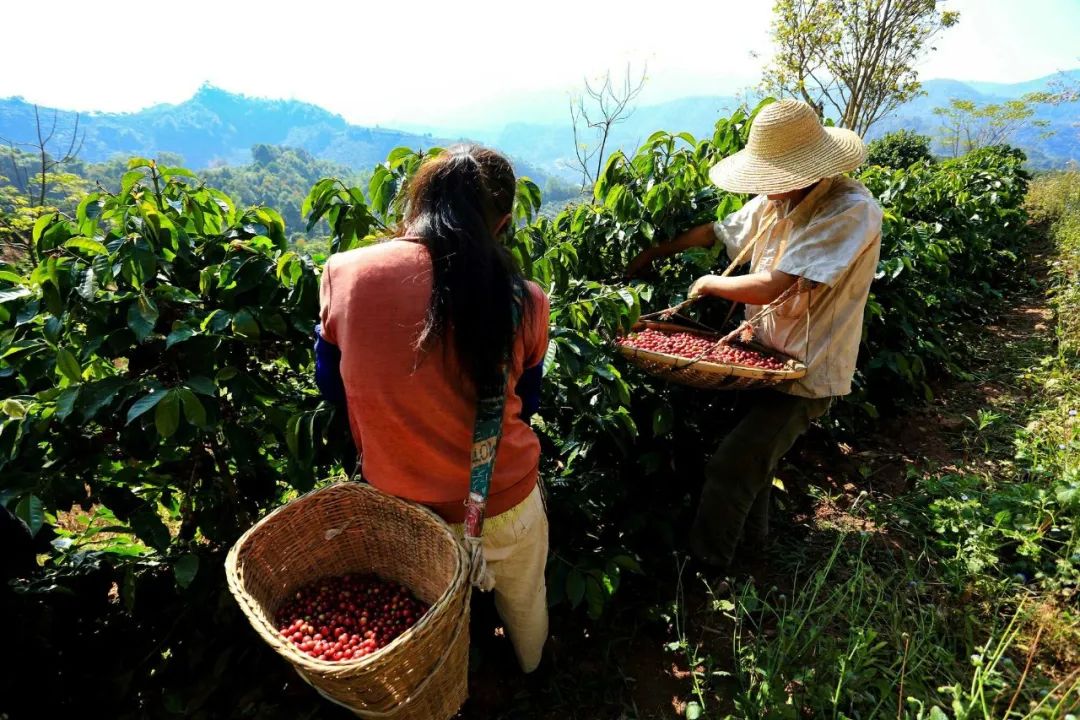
[463,283,525,539]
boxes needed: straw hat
[709,99,867,195]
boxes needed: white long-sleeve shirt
[713,176,883,398]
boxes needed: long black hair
[401,145,530,396]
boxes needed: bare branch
[568,63,648,191]
[59,113,83,163]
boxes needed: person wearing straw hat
[627,99,883,571]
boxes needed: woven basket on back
[225,482,470,719]
[618,320,807,391]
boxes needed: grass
[666,172,1080,719]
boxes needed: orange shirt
[319,239,550,523]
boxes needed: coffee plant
[0,103,1034,716]
[865,129,935,170]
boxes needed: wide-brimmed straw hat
[709,99,867,195]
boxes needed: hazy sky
[2,0,1078,127]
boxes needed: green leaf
[77,267,97,300]
[285,414,301,457]
[126,388,168,424]
[161,166,197,179]
[652,405,674,437]
[76,192,103,228]
[56,347,82,382]
[542,341,558,376]
[64,237,109,257]
[369,166,394,215]
[32,212,56,243]
[685,701,702,720]
[231,308,260,339]
[155,391,180,437]
[566,569,586,608]
[0,286,32,304]
[386,147,414,168]
[200,309,232,333]
[611,554,644,574]
[186,376,216,396]
[55,386,80,420]
[585,576,605,619]
[165,327,196,349]
[127,157,152,170]
[15,494,44,537]
[121,169,145,195]
[130,510,170,552]
[1,398,27,419]
[173,554,200,589]
[43,315,62,344]
[177,388,206,428]
[80,378,127,421]
[127,297,158,342]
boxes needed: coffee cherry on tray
[274,573,429,661]
[619,328,787,371]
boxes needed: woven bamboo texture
[225,482,471,719]
[618,321,807,390]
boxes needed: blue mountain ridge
[1,71,1076,182]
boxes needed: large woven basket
[618,320,807,390]
[225,482,471,719]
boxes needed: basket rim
[619,321,808,381]
[224,480,470,672]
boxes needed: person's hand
[688,274,720,299]
[625,247,658,279]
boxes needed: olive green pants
[690,389,834,568]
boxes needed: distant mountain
[1,70,1076,191]
[0,84,456,170]
[452,95,742,181]
[867,70,1080,168]
[965,69,1080,99]
[417,70,1078,176]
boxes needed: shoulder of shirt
[525,280,550,312]
[326,238,423,272]
[525,279,548,298]
[817,177,882,218]
[716,194,767,227]
[743,194,770,213]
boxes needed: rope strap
[638,204,814,362]
[461,283,525,589]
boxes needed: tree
[0,107,87,263]
[761,0,959,135]
[866,129,934,169]
[0,152,89,265]
[569,65,647,190]
[1,105,85,207]
[933,90,1075,157]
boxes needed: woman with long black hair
[315,145,550,672]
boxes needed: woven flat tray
[617,320,807,390]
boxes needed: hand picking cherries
[275,573,429,662]
[620,328,787,371]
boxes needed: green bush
[855,145,1031,411]
[0,159,348,544]
[866,129,935,169]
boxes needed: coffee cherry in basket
[620,328,786,371]
[274,573,429,661]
